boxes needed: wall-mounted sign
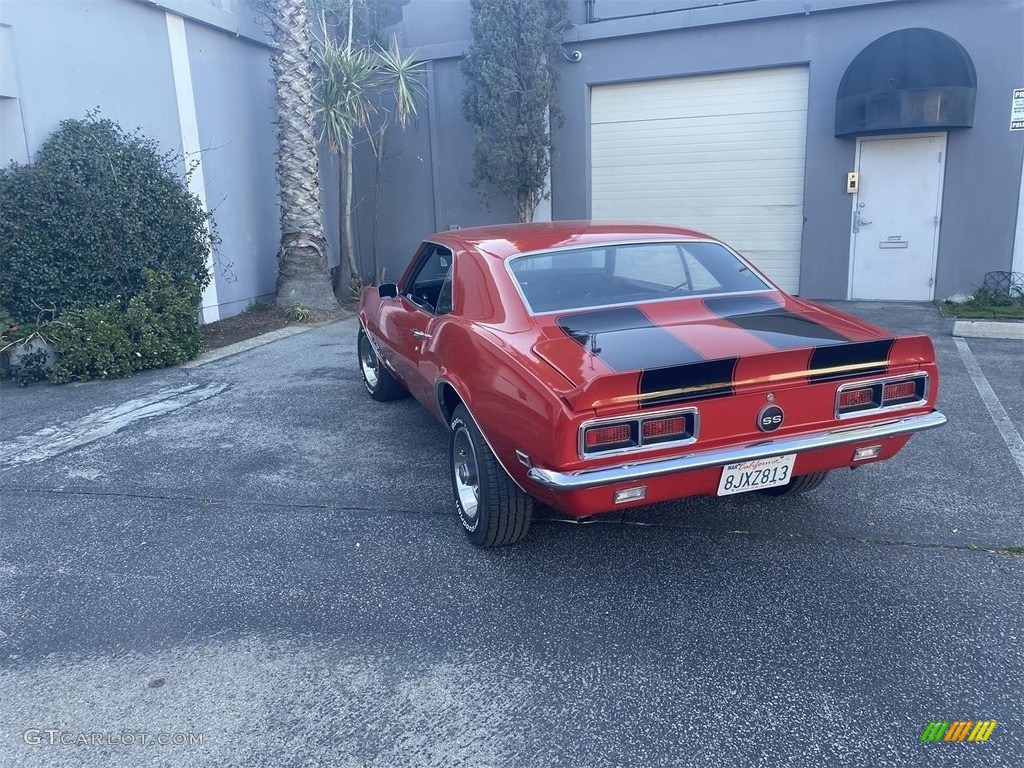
[880,235,908,249]
[1012,88,1024,131]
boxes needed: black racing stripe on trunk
[639,358,738,409]
[557,307,705,372]
[703,295,851,350]
[808,339,896,382]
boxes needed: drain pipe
[1013,136,1024,276]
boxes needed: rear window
[508,241,770,314]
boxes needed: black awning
[835,28,977,137]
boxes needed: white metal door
[849,134,946,300]
[591,67,809,293]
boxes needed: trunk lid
[530,293,909,411]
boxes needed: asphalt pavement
[0,301,1021,767]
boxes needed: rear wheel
[449,404,533,547]
[758,470,829,497]
[358,326,406,402]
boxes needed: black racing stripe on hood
[808,339,896,382]
[703,295,851,350]
[557,307,705,372]
[639,358,738,409]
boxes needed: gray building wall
[364,0,1024,299]
[0,0,341,320]
[185,18,280,316]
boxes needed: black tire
[758,470,829,497]
[449,404,534,547]
[358,326,407,402]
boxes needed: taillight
[641,416,687,443]
[581,409,697,455]
[838,385,877,412]
[882,379,918,403]
[836,374,927,418]
[584,423,633,450]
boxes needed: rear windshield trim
[503,238,775,316]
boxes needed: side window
[435,268,454,315]
[404,244,454,314]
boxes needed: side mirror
[377,282,398,299]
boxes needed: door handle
[411,330,432,340]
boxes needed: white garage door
[591,67,809,293]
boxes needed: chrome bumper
[526,410,947,492]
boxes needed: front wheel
[358,326,407,402]
[449,404,534,547]
[758,470,829,497]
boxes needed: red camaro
[357,222,946,547]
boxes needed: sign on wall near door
[1011,88,1024,131]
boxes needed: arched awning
[836,28,976,137]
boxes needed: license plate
[717,454,796,496]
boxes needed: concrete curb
[952,319,1024,341]
[182,315,352,369]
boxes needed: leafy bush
[125,269,202,369]
[962,285,1024,308]
[0,309,17,341]
[0,111,212,323]
[47,269,203,384]
[11,348,50,387]
[48,303,135,383]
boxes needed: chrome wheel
[359,334,379,390]
[452,425,480,521]
[357,327,407,402]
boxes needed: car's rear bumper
[526,410,946,492]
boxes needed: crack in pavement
[2,485,1021,557]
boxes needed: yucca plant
[312,6,425,288]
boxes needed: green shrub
[11,348,50,387]
[962,286,1024,308]
[47,270,203,384]
[48,303,135,383]
[126,269,203,368]
[0,111,213,323]
[244,300,275,314]
[283,304,313,322]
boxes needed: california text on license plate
[716,454,796,496]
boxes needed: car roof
[434,220,713,260]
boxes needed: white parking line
[0,383,228,470]
[954,337,1024,481]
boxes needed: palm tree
[266,0,337,309]
[312,5,425,288]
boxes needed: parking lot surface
[0,301,1021,767]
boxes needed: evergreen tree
[461,0,569,222]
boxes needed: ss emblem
[757,405,784,432]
